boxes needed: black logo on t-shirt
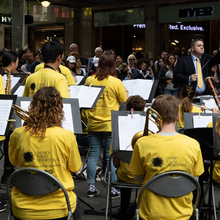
[152,157,163,167]
[23,152,34,163]
[30,83,36,90]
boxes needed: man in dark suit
[173,39,220,95]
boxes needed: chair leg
[212,183,217,220]
[105,171,111,220]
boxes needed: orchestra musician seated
[178,84,218,130]
[8,87,82,220]
[112,95,146,220]
[130,94,204,220]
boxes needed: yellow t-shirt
[178,105,202,129]
[34,63,76,86]
[9,126,82,220]
[130,133,204,220]
[85,75,127,132]
[23,68,69,98]
[0,75,5,141]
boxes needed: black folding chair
[7,167,73,220]
[136,170,201,220]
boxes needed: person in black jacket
[173,39,220,95]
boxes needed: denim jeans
[87,131,117,184]
[164,88,180,97]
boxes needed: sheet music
[118,114,146,151]
[123,79,153,100]
[20,101,75,132]
[0,100,13,135]
[76,76,84,85]
[70,85,101,108]
[203,99,217,113]
[193,115,212,128]
[20,101,30,125]
[63,104,74,133]
[3,75,20,90]
[14,85,25,97]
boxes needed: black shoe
[87,189,99,198]
[0,204,6,213]
[111,187,120,199]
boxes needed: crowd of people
[0,38,220,220]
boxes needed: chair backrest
[136,171,201,213]
[7,168,72,220]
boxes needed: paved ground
[0,149,220,220]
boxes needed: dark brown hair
[152,94,179,123]
[95,54,116,80]
[25,87,64,139]
[180,85,195,113]
[126,95,146,111]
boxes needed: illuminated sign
[169,24,204,31]
[133,24,146,28]
[0,14,33,25]
[179,7,214,18]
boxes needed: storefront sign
[133,24,146,28]
[94,8,145,27]
[159,2,220,23]
[169,24,204,31]
[179,7,214,18]
[0,14,33,25]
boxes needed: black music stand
[184,128,216,220]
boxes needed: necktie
[196,58,203,89]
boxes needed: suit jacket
[173,51,220,94]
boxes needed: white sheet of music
[14,86,25,97]
[123,79,153,100]
[3,75,20,90]
[63,103,74,133]
[76,76,84,85]
[118,114,146,151]
[69,85,101,108]
[20,101,75,132]
[193,115,212,128]
[203,99,217,113]
[0,100,13,135]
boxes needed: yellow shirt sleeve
[55,77,70,98]
[59,65,76,86]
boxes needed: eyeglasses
[129,59,135,61]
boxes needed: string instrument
[131,108,162,149]
[205,77,220,138]
[205,77,220,111]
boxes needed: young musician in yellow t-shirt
[84,53,127,197]
[130,94,204,220]
[178,85,202,129]
[23,41,69,98]
[112,95,146,219]
[9,87,82,220]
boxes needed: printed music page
[193,115,212,128]
[3,75,20,90]
[203,99,218,113]
[0,100,13,136]
[20,101,74,132]
[70,85,101,108]
[14,85,25,97]
[123,79,153,100]
[63,104,74,133]
[76,76,84,85]
[118,114,146,151]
